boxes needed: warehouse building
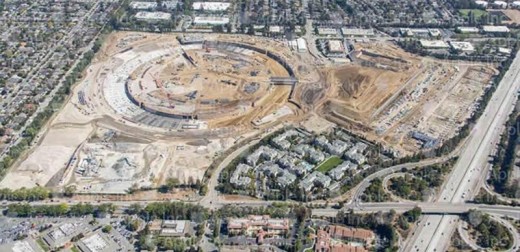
[419,40,449,49]
[340,28,375,37]
[456,27,480,33]
[130,1,158,9]
[193,16,230,25]
[135,11,171,21]
[317,28,338,36]
[449,41,475,52]
[482,25,510,33]
[296,38,307,53]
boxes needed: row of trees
[215,203,310,221]
[489,101,520,198]
[126,202,210,222]
[0,186,51,201]
[5,202,116,217]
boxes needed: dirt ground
[0,125,93,189]
[496,9,520,24]
[319,41,498,155]
[329,65,411,120]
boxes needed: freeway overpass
[311,202,520,218]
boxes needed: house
[277,170,297,187]
[258,162,283,177]
[308,149,326,164]
[246,146,280,166]
[300,171,331,191]
[230,164,252,188]
[327,161,357,180]
[160,220,191,237]
[290,161,314,176]
[327,139,350,156]
[345,152,366,165]
[272,129,302,149]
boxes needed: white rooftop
[269,26,282,33]
[328,40,343,52]
[12,241,37,252]
[130,1,158,9]
[193,16,230,25]
[317,28,338,35]
[192,2,230,11]
[81,233,108,252]
[419,40,449,48]
[475,0,489,6]
[449,41,475,52]
[457,27,479,33]
[341,28,374,36]
[482,25,510,33]
[135,11,171,20]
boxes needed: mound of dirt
[335,66,379,99]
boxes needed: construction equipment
[150,73,175,108]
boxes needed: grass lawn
[316,156,343,173]
[459,9,487,18]
[36,238,50,252]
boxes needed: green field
[316,156,343,173]
[459,9,487,19]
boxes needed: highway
[405,49,520,251]
[312,202,520,218]
[19,199,520,219]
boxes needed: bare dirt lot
[328,65,412,122]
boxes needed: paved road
[406,49,520,251]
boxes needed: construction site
[320,41,498,155]
[0,31,500,192]
[0,32,320,192]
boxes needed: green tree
[102,225,112,233]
